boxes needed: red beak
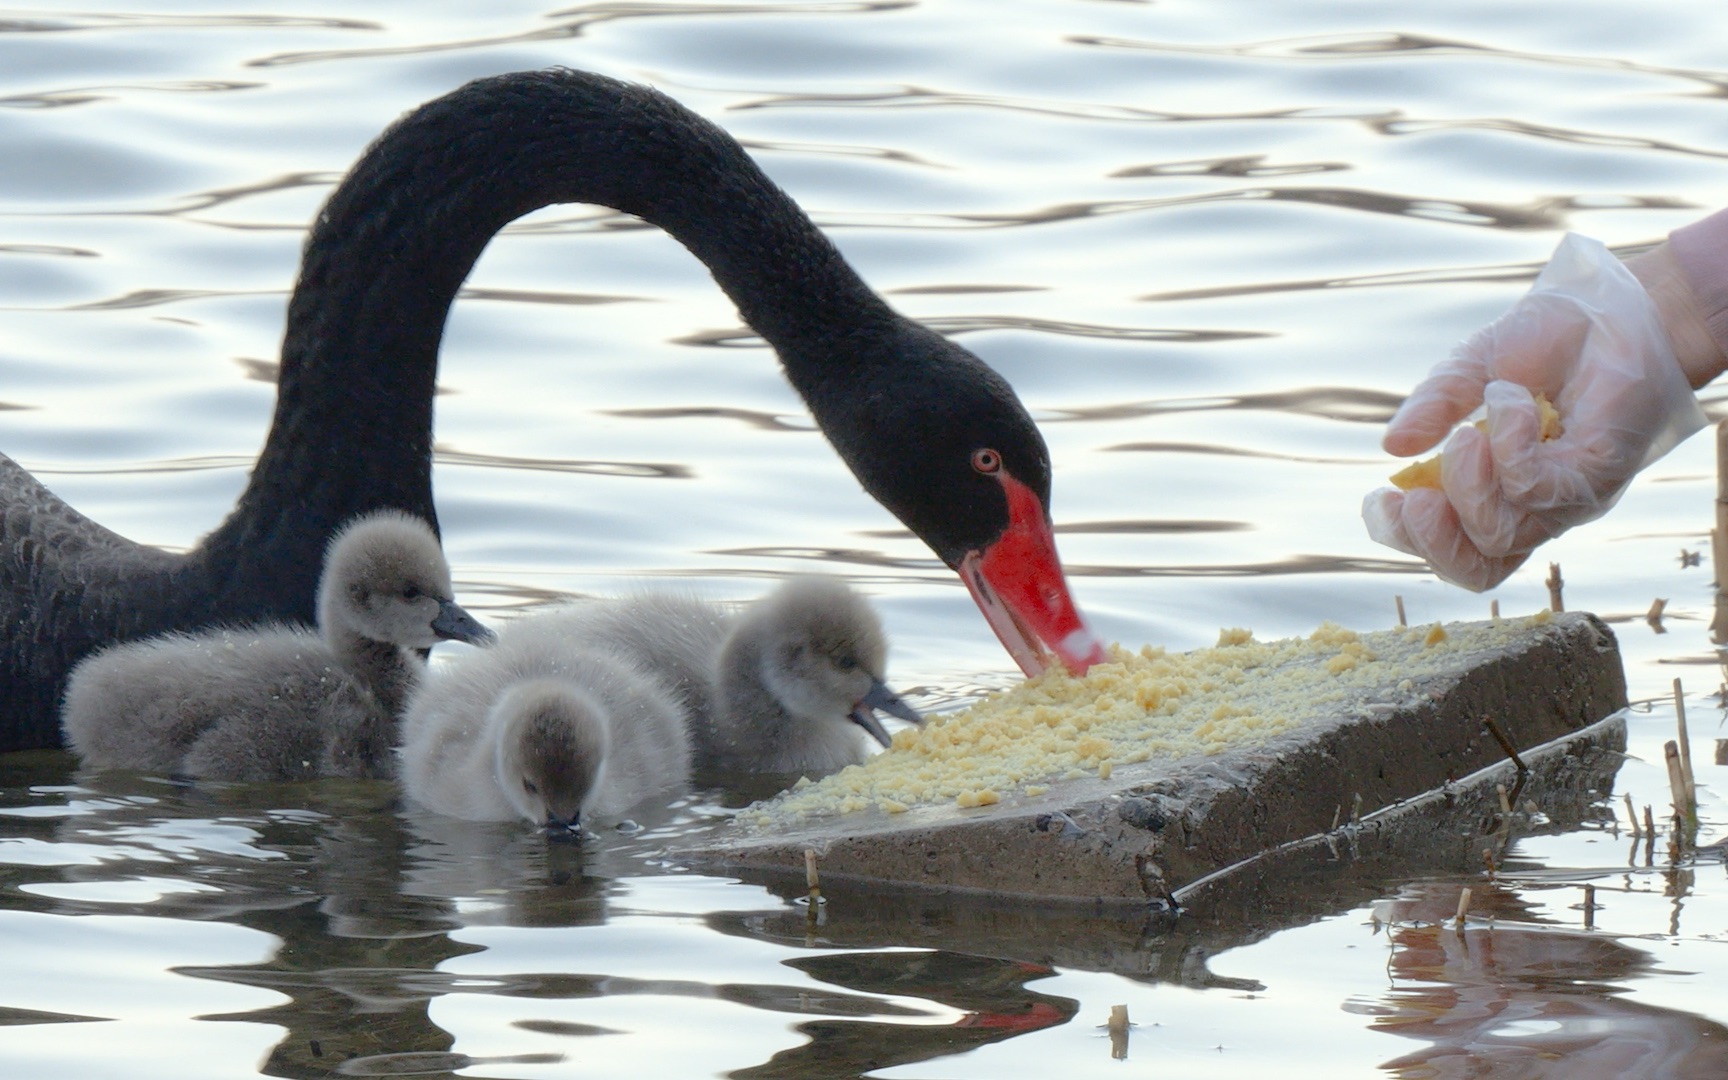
[959,468,1107,678]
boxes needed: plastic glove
[1363,233,1707,591]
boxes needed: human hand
[1363,233,1706,591]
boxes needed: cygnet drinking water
[547,576,922,778]
[398,616,693,833]
[60,511,492,781]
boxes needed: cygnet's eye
[402,584,423,601]
[523,779,540,796]
[835,655,859,672]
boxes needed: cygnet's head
[490,679,610,833]
[317,511,494,648]
[750,576,922,746]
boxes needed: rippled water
[5,2,1728,1076]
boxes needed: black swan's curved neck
[194,69,898,617]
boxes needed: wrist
[1627,241,1728,389]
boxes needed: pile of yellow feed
[746,611,1557,826]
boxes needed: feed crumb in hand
[1390,391,1562,491]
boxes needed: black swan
[60,510,492,780]
[0,67,1104,751]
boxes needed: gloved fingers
[1437,420,1548,558]
[1362,487,1421,557]
[1480,380,1599,513]
[1362,485,1529,592]
[1399,486,1530,592]
[1467,292,1589,395]
[1383,345,1489,458]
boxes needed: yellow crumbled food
[1536,393,1563,439]
[1391,392,1563,491]
[1329,641,1377,674]
[1308,622,1359,647]
[745,615,1559,825]
[1389,455,1444,492]
[1217,627,1254,646]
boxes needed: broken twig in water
[1647,598,1668,633]
[1624,792,1641,838]
[1546,563,1564,612]
[1673,678,1697,813]
[1482,716,1530,810]
[1394,595,1407,628]
[1665,743,1695,848]
[1455,887,1472,927]
[1107,1005,1130,1060]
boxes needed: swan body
[399,615,692,830]
[60,511,492,781]
[1,67,1103,753]
[544,576,920,777]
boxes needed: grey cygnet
[60,511,491,781]
[398,613,693,832]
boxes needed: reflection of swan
[399,623,692,831]
[60,511,491,781]
[0,67,1104,751]
[541,576,922,778]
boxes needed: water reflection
[0,80,261,112]
[1071,30,1728,102]
[1365,882,1728,1078]
[244,1,909,69]
[736,952,1075,1079]
[1047,386,1405,425]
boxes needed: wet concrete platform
[682,612,1628,907]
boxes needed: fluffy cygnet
[60,511,492,781]
[549,576,921,778]
[709,575,921,775]
[398,616,692,832]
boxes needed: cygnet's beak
[433,599,495,646]
[848,678,923,749]
[543,810,581,841]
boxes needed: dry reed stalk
[1673,678,1697,811]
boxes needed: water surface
[5,2,1728,1076]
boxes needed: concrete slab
[702,712,1627,980]
[681,612,1627,906]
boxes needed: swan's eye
[971,448,1001,475]
[523,780,540,796]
